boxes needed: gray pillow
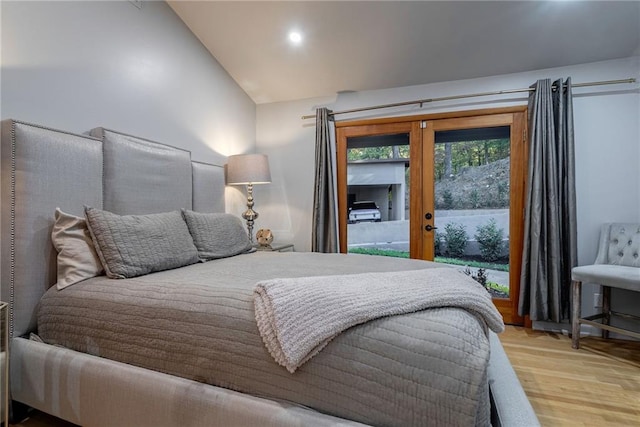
[181,210,253,260]
[85,207,199,279]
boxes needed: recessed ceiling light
[288,31,303,45]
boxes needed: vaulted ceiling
[168,1,640,104]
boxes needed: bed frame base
[9,333,539,427]
[10,337,365,427]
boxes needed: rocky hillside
[435,157,510,209]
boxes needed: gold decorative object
[256,228,274,250]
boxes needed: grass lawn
[348,247,509,272]
[487,281,509,294]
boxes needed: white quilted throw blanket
[254,268,505,373]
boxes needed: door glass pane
[346,133,410,258]
[433,126,510,299]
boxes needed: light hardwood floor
[499,326,640,426]
[11,326,640,426]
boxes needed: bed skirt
[10,334,539,427]
[10,337,365,427]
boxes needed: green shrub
[434,232,444,256]
[443,222,468,257]
[468,189,480,209]
[475,219,504,262]
[440,189,454,210]
[495,181,509,208]
[464,267,488,290]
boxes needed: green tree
[434,138,509,181]
[348,145,409,161]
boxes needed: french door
[420,112,527,325]
[336,108,527,325]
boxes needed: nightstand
[256,243,294,252]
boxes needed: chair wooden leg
[571,280,581,349]
[602,285,611,339]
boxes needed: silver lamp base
[242,183,258,243]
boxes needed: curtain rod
[300,78,637,120]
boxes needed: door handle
[424,224,438,232]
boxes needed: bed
[0,119,538,426]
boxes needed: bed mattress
[37,252,494,426]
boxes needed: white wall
[1,0,255,167]
[257,56,640,327]
[253,95,334,242]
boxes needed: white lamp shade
[226,154,272,185]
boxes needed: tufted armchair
[571,223,640,349]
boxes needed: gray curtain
[312,107,339,253]
[519,78,578,322]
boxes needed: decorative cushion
[51,208,105,290]
[85,207,199,279]
[605,224,640,267]
[572,264,640,292]
[181,210,253,261]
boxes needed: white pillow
[51,207,104,289]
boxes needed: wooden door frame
[335,106,528,128]
[508,110,527,325]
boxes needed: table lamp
[226,154,271,243]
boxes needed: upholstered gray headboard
[1,120,226,337]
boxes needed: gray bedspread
[38,252,495,426]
